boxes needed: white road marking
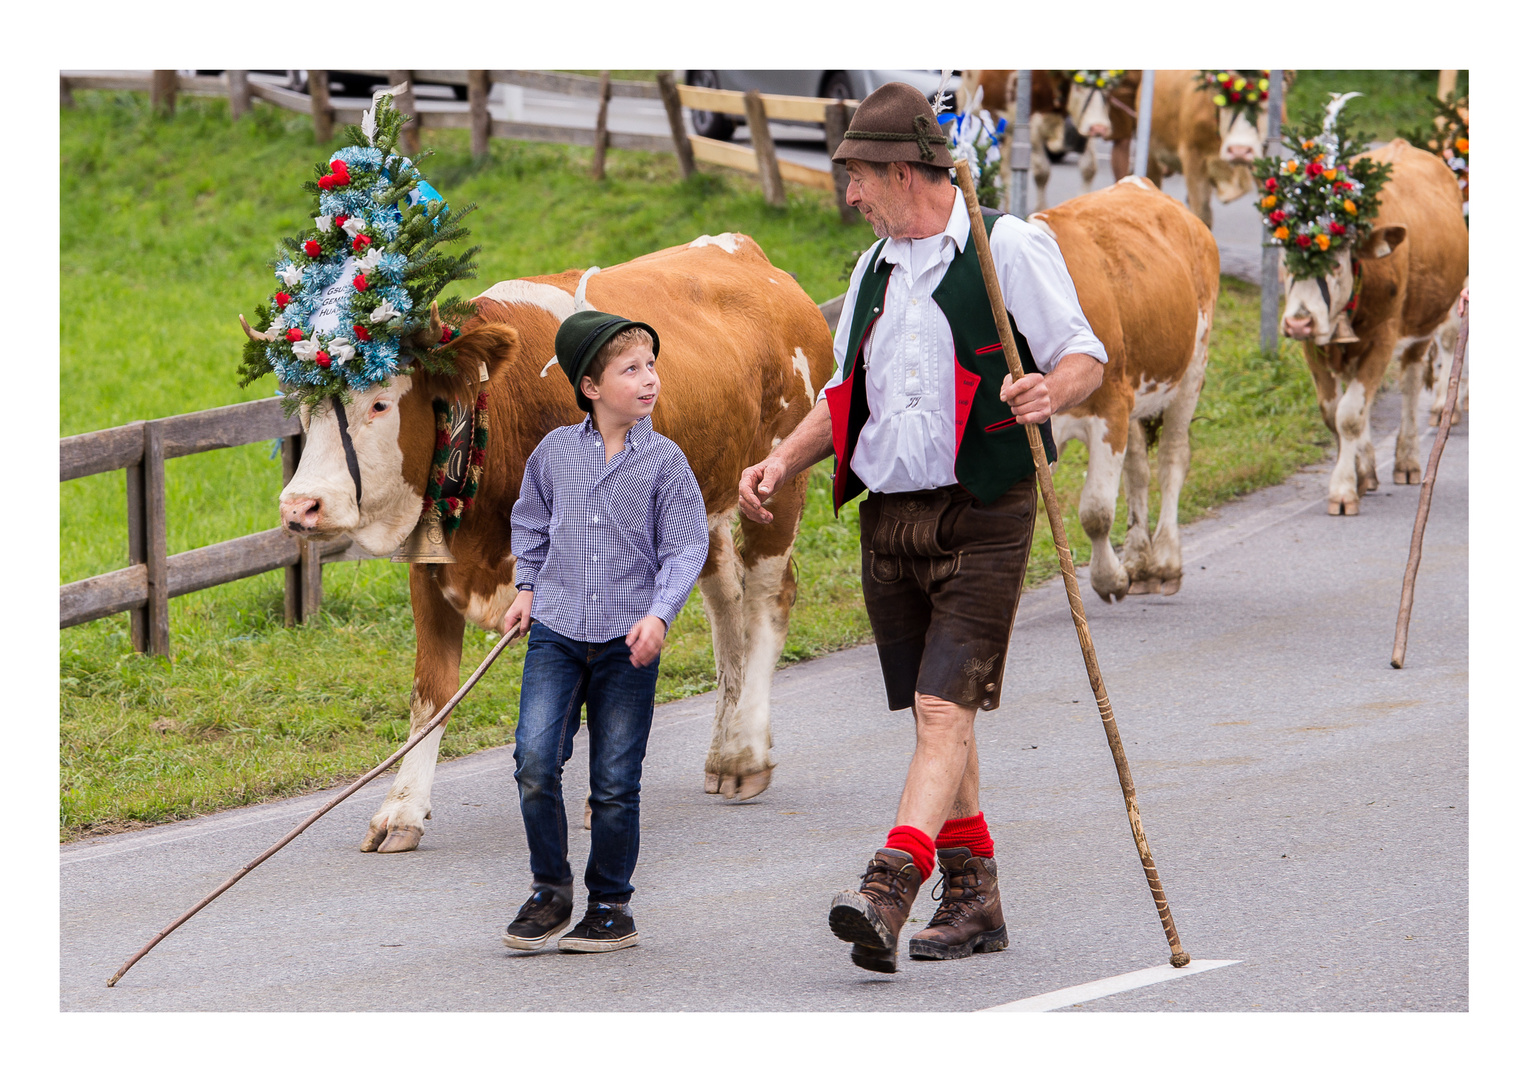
[982,958,1242,1011]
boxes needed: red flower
[330,159,349,178]
[1296,234,1312,247]
[304,239,322,257]
[1330,222,1347,236]
[285,328,304,342]
[353,273,368,291]
[317,175,334,191]
[334,214,348,229]
[1264,177,1278,191]
[1269,210,1286,224]
[352,234,371,252]
[274,291,291,308]
[353,324,371,341]
[315,351,332,368]
[1229,90,1241,102]
[1305,161,1325,178]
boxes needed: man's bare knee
[913,693,977,736]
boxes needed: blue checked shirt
[511,415,710,643]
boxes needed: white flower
[290,337,321,363]
[276,263,303,287]
[342,216,368,238]
[356,247,383,272]
[269,312,288,332]
[369,299,401,324]
[314,215,332,232]
[328,339,356,366]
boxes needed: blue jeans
[512,621,660,904]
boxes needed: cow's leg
[361,566,465,852]
[1073,411,1131,602]
[1111,139,1132,182]
[1079,137,1097,193]
[1394,339,1430,484]
[697,513,746,795]
[713,471,807,800]
[1181,146,1213,229]
[1144,309,1211,594]
[1120,418,1156,594]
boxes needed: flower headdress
[1252,94,1392,280]
[237,90,480,410]
[942,84,1006,210]
[1401,91,1468,222]
[1198,70,1271,127]
[1068,70,1127,92]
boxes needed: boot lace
[927,865,981,928]
[860,857,917,908]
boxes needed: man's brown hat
[831,81,955,169]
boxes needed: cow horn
[240,314,274,343]
[409,301,445,349]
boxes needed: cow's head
[277,321,520,555]
[1067,83,1114,140]
[1279,225,1407,343]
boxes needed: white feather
[933,69,954,115]
[362,81,411,145]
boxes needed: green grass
[59,90,1328,840]
[1287,70,1466,142]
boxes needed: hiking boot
[908,847,1008,961]
[558,901,640,953]
[502,883,574,950]
[828,848,924,973]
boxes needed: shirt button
[591,593,598,601]
[592,515,599,524]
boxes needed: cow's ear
[1360,225,1407,260]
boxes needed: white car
[682,69,953,141]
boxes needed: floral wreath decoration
[1198,70,1271,127]
[1067,70,1127,93]
[1401,92,1468,221]
[237,92,482,412]
[1252,95,1392,281]
[942,96,1007,210]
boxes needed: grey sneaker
[502,884,574,950]
[558,901,639,953]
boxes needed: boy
[500,308,709,953]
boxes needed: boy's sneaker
[558,901,639,953]
[502,884,574,950]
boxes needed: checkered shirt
[512,415,709,643]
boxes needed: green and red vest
[823,212,1057,511]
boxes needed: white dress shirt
[818,196,1107,493]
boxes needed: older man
[738,82,1108,973]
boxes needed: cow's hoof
[1128,578,1161,595]
[1361,475,1379,494]
[721,766,773,802]
[1328,497,1360,516]
[360,820,390,852]
[1394,468,1422,485]
[1159,576,1181,596]
[376,825,423,854]
[704,772,721,794]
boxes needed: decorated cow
[1146,69,1289,228]
[1256,96,1468,515]
[1062,70,1140,193]
[240,94,834,853]
[957,69,1075,210]
[1029,176,1219,599]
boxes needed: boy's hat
[830,81,955,169]
[553,309,661,412]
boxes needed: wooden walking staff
[953,160,1191,968]
[106,628,523,987]
[1391,296,1469,669]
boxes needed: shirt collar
[872,191,970,271]
[579,413,654,451]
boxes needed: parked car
[682,70,952,141]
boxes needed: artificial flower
[291,337,321,362]
[1330,222,1346,236]
[352,234,372,252]
[353,273,369,291]
[314,215,332,232]
[1283,159,1299,174]
[1456,137,1468,153]
[1262,195,1277,208]
[1296,234,1312,247]
[1270,210,1287,224]
[370,299,401,324]
[1274,225,1289,240]
[274,292,291,309]
[1343,199,1357,214]
[342,216,368,238]
[315,350,332,369]
[328,339,356,366]
[1315,234,1330,250]
[285,327,304,342]
[1265,177,1278,191]
[277,263,303,287]
[353,324,372,341]
[304,240,322,257]
[356,248,383,273]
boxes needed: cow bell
[392,503,456,563]
[1330,310,1360,344]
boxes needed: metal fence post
[1132,70,1155,179]
[1260,70,1286,357]
[1009,70,1031,218]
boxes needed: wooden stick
[953,160,1190,968]
[1392,298,1469,669]
[106,628,523,987]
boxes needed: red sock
[884,825,936,881]
[935,812,994,859]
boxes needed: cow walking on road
[277,236,835,852]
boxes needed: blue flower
[378,252,408,283]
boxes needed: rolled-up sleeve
[645,450,710,628]
[991,215,1108,373]
[510,446,552,591]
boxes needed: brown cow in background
[958,69,1074,209]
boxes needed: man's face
[845,160,912,239]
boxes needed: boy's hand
[626,615,667,667]
[501,589,534,641]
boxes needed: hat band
[843,114,943,163]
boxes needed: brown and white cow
[1064,71,1143,191]
[1145,70,1291,228]
[1425,283,1468,427]
[1029,176,1220,599]
[957,69,1073,210]
[277,234,835,852]
[1277,140,1469,515]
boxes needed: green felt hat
[553,309,661,412]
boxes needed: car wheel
[820,71,855,102]
[451,83,469,102]
[687,70,736,141]
[285,70,309,95]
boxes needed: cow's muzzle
[1221,145,1255,165]
[280,495,324,533]
[1282,316,1314,340]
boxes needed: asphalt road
[61,392,1467,1012]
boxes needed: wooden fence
[59,70,859,214]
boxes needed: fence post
[390,72,419,155]
[301,538,323,618]
[743,89,785,206]
[143,422,170,657]
[592,71,612,180]
[61,74,76,108]
[309,70,333,143]
[1010,70,1032,218]
[1132,70,1155,179]
[228,70,251,120]
[150,70,177,116]
[468,70,490,160]
[281,432,303,626]
[125,440,148,652]
[1437,69,1458,101]
[824,101,857,224]
[1260,69,1286,358]
[655,72,695,179]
